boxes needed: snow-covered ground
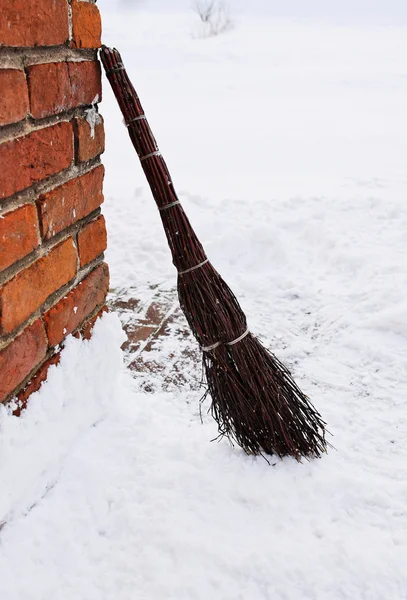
[1,2,407,598]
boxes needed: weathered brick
[77,215,107,267]
[80,305,108,341]
[0,122,73,200]
[71,0,102,49]
[0,238,78,335]
[0,69,29,126]
[68,61,102,104]
[44,263,110,345]
[0,0,69,47]
[27,62,70,120]
[123,324,156,350]
[28,61,102,120]
[0,204,40,272]
[0,320,47,403]
[37,166,104,240]
[74,115,105,162]
[14,352,61,415]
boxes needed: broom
[100,46,327,460]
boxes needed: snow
[1,2,407,599]
[2,315,406,600]
[85,95,102,139]
[0,314,125,528]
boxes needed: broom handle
[101,46,184,211]
[100,46,208,272]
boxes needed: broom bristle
[207,338,327,458]
[177,262,326,459]
[100,45,328,460]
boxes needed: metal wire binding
[227,328,250,346]
[140,150,162,162]
[201,340,222,352]
[201,328,250,352]
[105,63,125,75]
[126,115,147,127]
[179,258,209,276]
[159,200,181,211]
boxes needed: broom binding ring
[179,258,209,275]
[158,200,180,211]
[202,328,250,352]
[140,150,162,161]
[105,63,125,75]
[126,115,147,127]
[227,327,250,346]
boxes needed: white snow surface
[85,95,102,139]
[1,3,407,599]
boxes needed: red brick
[68,61,102,103]
[0,320,47,403]
[37,166,104,240]
[0,238,78,335]
[0,122,73,200]
[27,62,70,120]
[0,204,40,272]
[78,215,107,267]
[14,352,61,415]
[74,116,105,163]
[44,263,110,345]
[0,0,69,47]
[28,61,102,120]
[80,305,108,341]
[123,324,156,350]
[0,69,29,126]
[71,0,102,49]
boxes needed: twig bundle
[100,46,327,459]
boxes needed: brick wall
[0,0,109,409]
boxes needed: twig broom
[100,46,327,460]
